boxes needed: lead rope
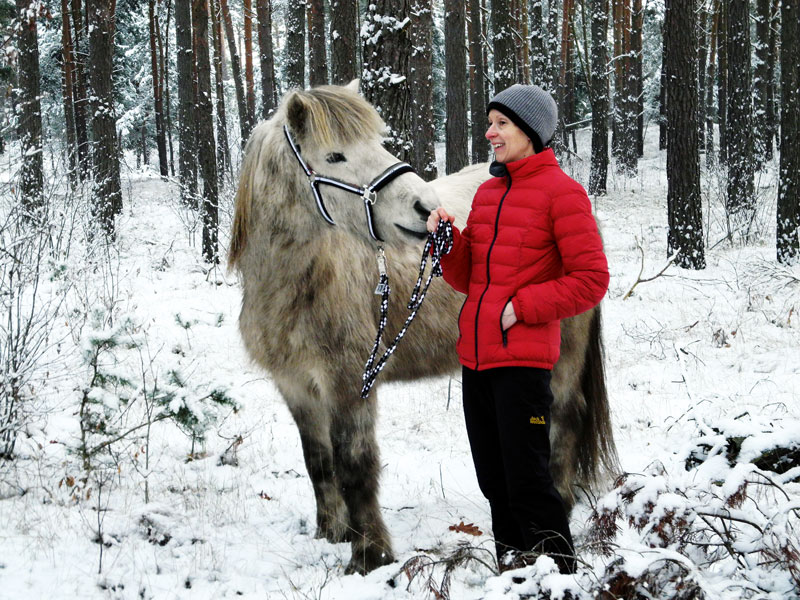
[360,219,454,399]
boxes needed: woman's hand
[501,301,517,330]
[427,207,454,233]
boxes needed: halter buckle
[364,189,378,206]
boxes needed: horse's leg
[279,383,350,544]
[331,394,394,574]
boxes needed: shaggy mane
[285,85,386,149]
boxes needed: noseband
[283,125,415,243]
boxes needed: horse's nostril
[413,199,430,219]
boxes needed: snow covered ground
[1,129,798,599]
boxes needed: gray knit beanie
[487,84,558,151]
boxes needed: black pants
[462,366,576,574]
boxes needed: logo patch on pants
[529,415,546,425]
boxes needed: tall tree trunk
[330,0,358,84]
[161,0,175,175]
[256,0,276,116]
[192,0,219,263]
[87,0,122,235]
[558,0,575,151]
[219,0,252,143]
[308,0,327,86]
[767,0,779,159]
[72,0,91,180]
[777,0,799,263]
[696,0,708,153]
[210,0,230,180]
[717,0,727,164]
[704,0,718,166]
[409,0,437,180]
[754,0,774,164]
[665,0,704,269]
[589,0,609,195]
[361,0,412,161]
[725,0,755,238]
[493,0,516,92]
[632,0,643,157]
[445,0,468,173]
[468,0,487,163]
[530,0,547,86]
[285,0,306,89]
[244,0,256,121]
[176,0,197,205]
[15,0,44,212]
[547,0,560,95]
[61,0,78,186]
[149,0,169,176]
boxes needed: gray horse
[228,81,618,574]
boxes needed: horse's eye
[326,152,347,164]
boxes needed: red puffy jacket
[440,149,609,371]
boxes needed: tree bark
[308,0,327,86]
[210,0,230,180]
[87,0,122,235]
[445,0,468,174]
[493,0,516,92]
[704,0,718,166]
[777,0,799,263]
[176,0,197,205]
[256,0,276,116]
[192,0,219,263]
[219,0,252,143]
[285,0,306,89]
[244,0,256,120]
[664,0,704,269]
[717,0,727,164]
[725,0,755,238]
[468,0,487,163]
[589,0,609,195]
[149,0,169,176]
[71,0,91,180]
[529,0,546,87]
[361,0,412,161]
[632,0,643,157]
[61,0,78,185]
[409,0,437,180]
[161,0,175,175]
[754,0,774,164]
[330,0,358,84]
[15,0,44,212]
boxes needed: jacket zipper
[500,295,513,347]
[474,174,513,368]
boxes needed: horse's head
[277,81,439,246]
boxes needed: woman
[427,84,609,575]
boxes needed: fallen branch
[623,237,677,300]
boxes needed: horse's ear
[286,91,310,137]
[344,79,360,94]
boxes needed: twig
[623,237,676,300]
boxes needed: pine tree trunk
[219,0,252,143]
[717,0,727,164]
[72,0,91,180]
[409,0,437,180]
[547,0,560,95]
[87,0,122,234]
[61,0,78,186]
[589,0,609,195]
[468,0,488,163]
[308,0,327,86]
[530,0,546,86]
[777,0,799,263]
[330,0,358,84]
[210,0,230,180]
[445,0,468,174]
[161,0,175,175]
[192,0,219,263]
[632,0,643,157]
[664,0,704,269]
[15,0,44,212]
[244,0,256,121]
[149,0,169,176]
[725,0,755,238]
[493,0,516,92]
[176,0,197,205]
[754,0,773,164]
[361,0,412,161]
[256,0,276,116]
[557,0,574,151]
[705,0,718,166]
[696,1,708,154]
[285,0,306,89]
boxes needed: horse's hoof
[316,525,351,544]
[345,546,395,575]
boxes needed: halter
[283,125,415,243]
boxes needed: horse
[228,81,618,575]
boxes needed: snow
[1,125,799,599]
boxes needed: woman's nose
[485,125,495,140]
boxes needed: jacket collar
[490,148,558,179]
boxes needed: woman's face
[486,109,534,164]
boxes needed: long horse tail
[228,123,269,271]
[579,305,620,485]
